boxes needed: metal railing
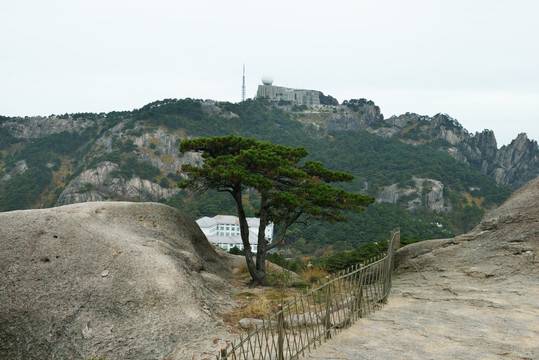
[217,229,401,360]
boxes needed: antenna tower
[241,64,246,102]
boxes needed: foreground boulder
[0,201,238,359]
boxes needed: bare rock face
[56,128,200,207]
[133,129,199,173]
[473,129,498,158]
[376,177,447,212]
[492,133,539,187]
[326,105,382,132]
[324,109,538,189]
[56,161,181,206]
[0,202,239,359]
[1,116,102,138]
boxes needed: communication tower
[241,64,246,102]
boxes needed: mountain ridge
[0,98,535,252]
[2,99,536,189]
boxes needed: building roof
[195,216,218,228]
[214,215,240,225]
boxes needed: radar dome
[261,75,274,86]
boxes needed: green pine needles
[179,134,374,286]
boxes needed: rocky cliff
[376,176,447,212]
[55,161,181,205]
[55,126,201,206]
[318,107,538,189]
[290,98,537,189]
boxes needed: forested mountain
[1,98,537,257]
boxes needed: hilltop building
[196,215,274,253]
[256,75,329,107]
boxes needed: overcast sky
[1,0,538,146]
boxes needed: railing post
[277,304,284,360]
[325,279,332,340]
[354,264,363,318]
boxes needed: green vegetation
[0,130,93,211]
[165,189,240,218]
[0,125,17,150]
[0,167,52,211]
[179,134,374,286]
[0,98,514,263]
[282,202,453,255]
[145,99,510,256]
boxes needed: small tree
[179,134,374,286]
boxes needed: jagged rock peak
[326,99,383,132]
[473,129,498,157]
[491,133,539,188]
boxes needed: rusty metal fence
[217,229,401,360]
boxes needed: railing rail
[218,229,401,360]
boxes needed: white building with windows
[196,215,274,253]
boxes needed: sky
[1,0,538,147]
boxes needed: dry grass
[223,263,332,333]
[298,266,329,286]
[236,293,274,319]
[223,292,278,332]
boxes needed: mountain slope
[0,99,534,253]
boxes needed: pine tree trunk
[232,189,269,287]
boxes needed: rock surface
[0,201,241,359]
[321,109,539,189]
[1,115,102,138]
[56,161,181,206]
[306,177,539,359]
[54,127,199,206]
[376,176,447,212]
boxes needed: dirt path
[304,268,538,360]
[305,178,539,360]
